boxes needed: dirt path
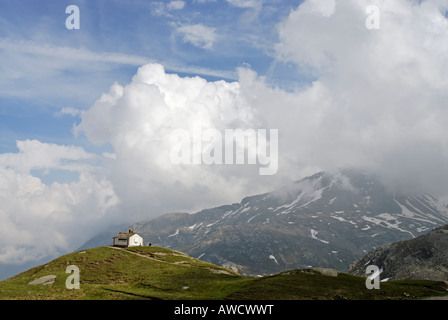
[106,246,233,275]
[106,246,178,265]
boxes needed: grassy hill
[0,246,447,300]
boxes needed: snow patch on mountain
[269,255,279,264]
[362,214,415,238]
[310,229,329,244]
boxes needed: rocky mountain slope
[348,224,448,282]
[124,170,448,276]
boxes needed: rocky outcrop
[348,224,448,281]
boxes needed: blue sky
[0,0,303,155]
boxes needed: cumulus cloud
[0,140,120,264]
[75,63,284,221]
[0,140,95,173]
[265,0,448,193]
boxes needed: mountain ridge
[80,169,448,276]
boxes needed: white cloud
[151,1,185,17]
[226,0,262,10]
[176,24,217,50]
[0,140,120,264]
[226,0,264,22]
[0,37,235,105]
[262,0,448,193]
[150,2,170,16]
[0,140,95,174]
[306,0,336,17]
[167,1,186,10]
[0,38,150,67]
[0,37,151,105]
[75,63,285,220]
[55,107,83,117]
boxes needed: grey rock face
[28,275,57,285]
[348,224,448,281]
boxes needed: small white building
[113,229,144,247]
